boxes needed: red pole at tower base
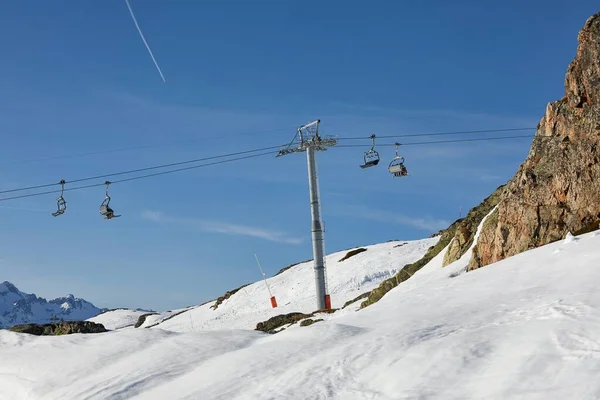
[270,296,278,308]
[324,294,331,310]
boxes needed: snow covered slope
[3,224,600,399]
[153,238,438,332]
[0,281,103,329]
[87,308,189,330]
[87,309,154,330]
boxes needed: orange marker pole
[255,253,277,308]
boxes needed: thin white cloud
[141,210,303,245]
[0,205,49,213]
[334,205,451,232]
[479,174,503,182]
[327,101,541,127]
[141,210,164,222]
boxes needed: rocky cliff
[357,12,600,309]
[469,12,600,270]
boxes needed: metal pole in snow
[254,253,273,298]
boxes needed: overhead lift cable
[336,127,535,141]
[336,134,535,148]
[2,126,536,168]
[0,126,299,167]
[0,133,535,203]
[0,144,287,195]
[0,151,277,203]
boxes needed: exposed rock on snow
[8,321,107,336]
[210,283,251,310]
[87,309,161,331]
[338,247,368,262]
[300,318,323,327]
[471,12,600,270]
[360,186,507,309]
[256,309,336,333]
[360,226,454,308]
[134,313,159,328]
[444,185,505,267]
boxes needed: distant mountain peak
[0,281,103,329]
[0,281,19,293]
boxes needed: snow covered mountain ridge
[0,281,104,329]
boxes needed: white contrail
[124,0,166,82]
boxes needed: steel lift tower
[277,119,337,310]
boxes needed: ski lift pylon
[388,142,408,177]
[360,134,380,169]
[51,179,67,217]
[99,181,121,220]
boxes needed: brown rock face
[442,185,505,267]
[470,12,600,270]
[9,321,107,336]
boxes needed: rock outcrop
[338,248,367,262]
[255,309,336,333]
[134,312,159,328]
[469,12,600,270]
[359,185,505,309]
[442,185,505,266]
[9,321,107,336]
[210,283,250,310]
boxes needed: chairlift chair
[388,143,409,177]
[52,180,67,217]
[360,134,380,169]
[99,181,121,220]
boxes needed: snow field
[87,309,153,330]
[87,308,193,331]
[2,223,600,398]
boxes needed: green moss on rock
[359,223,458,309]
[359,185,506,309]
[442,185,505,267]
[256,312,312,333]
[342,291,371,309]
[300,318,324,327]
[255,308,337,333]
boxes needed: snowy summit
[0,281,103,329]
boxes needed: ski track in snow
[2,224,600,399]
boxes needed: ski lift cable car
[360,134,380,169]
[51,179,67,217]
[99,181,121,220]
[388,142,408,177]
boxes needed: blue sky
[0,1,597,311]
